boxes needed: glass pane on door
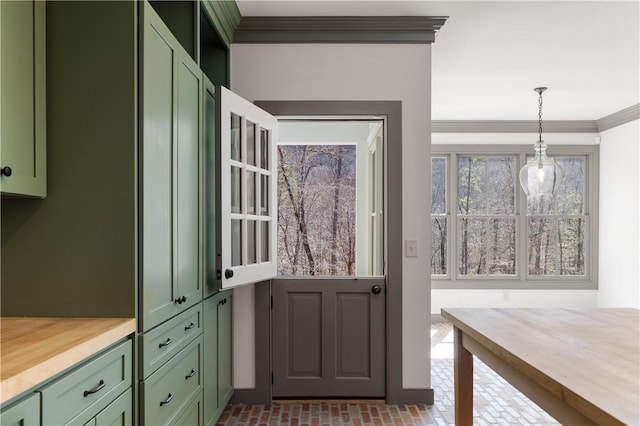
[247,120,256,166]
[218,86,277,288]
[231,113,241,161]
[231,166,241,213]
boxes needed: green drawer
[173,391,202,426]
[139,304,201,379]
[40,340,132,426]
[141,336,202,426]
[96,388,132,426]
[0,392,40,426]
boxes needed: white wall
[231,43,432,390]
[597,119,640,308]
[431,132,600,314]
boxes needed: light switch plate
[405,240,418,257]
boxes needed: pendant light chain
[538,90,544,144]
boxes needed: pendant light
[519,87,564,198]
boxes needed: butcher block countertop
[1,317,136,404]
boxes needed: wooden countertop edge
[1,318,136,404]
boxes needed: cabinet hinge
[271,295,273,309]
[271,372,274,384]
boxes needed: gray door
[272,277,386,398]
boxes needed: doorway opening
[276,119,385,278]
[272,117,387,398]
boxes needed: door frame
[235,100,411,404]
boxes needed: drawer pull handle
[159,338,172,348]
[174,295,187,304]
[184,322,195,331]
[83,379,105,397]
[185,369,196,379]
[160,393,173,406]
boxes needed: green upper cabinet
[0,0,46,197]
[141,1,202,331]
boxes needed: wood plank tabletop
[1,317,136,404]
[441,308,640,425]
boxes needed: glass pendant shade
[519,142,564,197]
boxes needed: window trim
[431,144,599,290]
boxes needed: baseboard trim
[231,389,271,405]
[387,388,434,405]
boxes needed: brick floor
[217,322,559,425]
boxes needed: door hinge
[271,372,274,384]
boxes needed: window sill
[431,279,597,290]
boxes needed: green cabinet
[0,0,46,197]
[0,392,40,426]
[141,335,202,426]
[203,290,233,426]
[140,1,202,331]
[0,340,133,426]
[41,340,132,426]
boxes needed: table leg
[454,326,473,426]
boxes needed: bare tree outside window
[457,156,517,276]
[277,144,356,276]
[528,156,586,276]
[431,157,447,275]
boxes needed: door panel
[141,6,176,329]
[175,55,201,306]
[286,292,322,378]
[272,278,385,398]
[336,293,371,378]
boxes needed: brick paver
[217,322,559,425]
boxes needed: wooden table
[440,308,640,426]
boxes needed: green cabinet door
[203,77,218,298]
[0,0,46,197]
[141,1,202,331]
[217,291,233,406]
[0,392,40,426]
[175,50,202,310]
[202,294,220,426]
[203,290,232,426]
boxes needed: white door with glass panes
[217,86,277,288]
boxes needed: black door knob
[371,285,382,295]
[1,166,12,177]
[225,269,234,279]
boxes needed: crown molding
[431,120,598,133]
[202,0,242,47]
[596,104,640,132]
[233,16,448,44]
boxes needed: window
[430,145,598,289]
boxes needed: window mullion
[518,152,528,281]
[449,153,458,281]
